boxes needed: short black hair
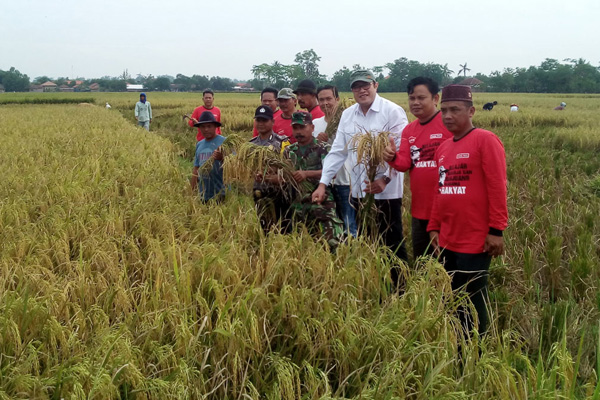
[407,77,440,96]
[317,85,339,99]
[261,87,278,99]
[203,89,214,96]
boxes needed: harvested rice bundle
[198,133,246,174]
[324,97,354,141]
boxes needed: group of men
[189,70,508,336]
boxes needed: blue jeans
[332,185,357,237]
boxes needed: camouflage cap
[291,111,313,126]
[277,88,297,99]
[350,69,376,87]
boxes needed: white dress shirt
[312,116,351,186]
[319,94,408,200]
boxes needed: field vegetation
[1,91,599,399]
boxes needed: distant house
[89,83,100,92]
[126,84,144,92]
[170,83,184,92]
[41,81,58,92]
[30,84,44,92]
[59,84,75,92]
[232,82,254,92]
[0,84,4,93]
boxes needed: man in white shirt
[312,85,357,237]
[312,69,409,278]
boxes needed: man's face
[296,92,317,109]
[261,92,278,111]
[140,95,146,102]
[203,94,214,108]
[255,117,274,135]
[351,81,378,109]
[199,123,218,140]
[278,98,297,114]
[292,123,314,146]
[440,101,475,134]
[317,89,339,117]
[408,85,439,120]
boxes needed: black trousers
[440,249,491,336]
[352,197,408,288]
[412,217,435,259]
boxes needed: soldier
[283,111,343,251]
[249,105,291,232]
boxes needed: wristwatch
[382,176,391,185]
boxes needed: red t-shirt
[189,106,222,141]
[273,114,295,143]
[252,109,282,137]
[308,105,325,120]
[388,112,453,220]
[427,128,508,253]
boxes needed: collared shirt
[320,94,409,200]
[312,116,351,186]
[135,101,152,122]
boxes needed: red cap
[441,85,473,103]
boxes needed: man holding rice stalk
[283,111,343,251]
[190,111,227,202]
[427,84,508,335]
[312,69,410,277]
[312,85,357,237]
[383,77,453,258]
[249,105,291,232]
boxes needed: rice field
[1,91,600,399]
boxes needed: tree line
[2,50,600,93]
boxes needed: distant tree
[0,67,30,92]
[33,76,52,84]
[294,49,322,80]
[153,76,171,91]
[331,66,353,90]
[209,76,233,91]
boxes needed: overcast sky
[2,0,598,81]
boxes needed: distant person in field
[428,84,508,336]
[312,69,410,281]
[282,111,343,251]
[510,104,519,112]
[294,79,325,120]
[273,88,298,143]
[312,84,357,237]
[554,102,567,110]
[252,87,282,137]
[482,101,497,111]
[249,105,291,232]
[134,92,152,131]
[188,89,222,141]
[190,111,226,202]
[383,77,453,259]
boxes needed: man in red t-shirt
[383,77,452,258]
[252,87,282,137]
[427,84,508,336]
[293,79,325,120]
[188,89,222,141]
[273,88,298,143]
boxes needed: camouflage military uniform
[250,132,291,232]
[283,138,344,250]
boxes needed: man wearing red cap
[427,84,508,336]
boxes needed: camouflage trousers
[290,198,344,251]
[253,189,292,234]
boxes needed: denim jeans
[332,185,357,237]
[138,120,150,131]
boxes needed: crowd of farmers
[134,70,508,337]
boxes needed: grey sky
[2,0,598,80]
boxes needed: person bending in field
[428,84,508,336]
[252,87,282,137]
[188,89,222,141]
[312,85,357,237]
[282,111,343,251]
[190,111,226,202]
[294,79,325,120]
[134,92,152,131]
[249,105,291,233]
[273,88,298,143]
[482,101,497,111]
[554,102,567,110]
[383,77,453,259]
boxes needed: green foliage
[0,67,31,92]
